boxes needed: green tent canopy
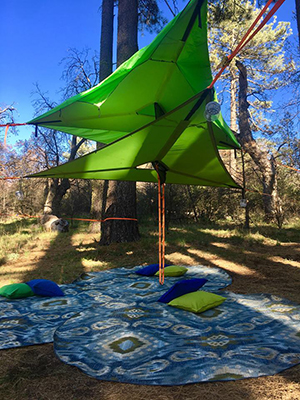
[28,0,241,189]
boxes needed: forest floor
[0,217,300,400]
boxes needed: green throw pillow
[155,266,187,277]
[0,283,35,299]
[168,291,226,313]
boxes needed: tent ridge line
[31,85,213,179]
[149,58,176,63]
[219,140,240,150]
[80,88,210,153]
[31,166,139,177]
[182,0,206,41]
[88,0,204,117]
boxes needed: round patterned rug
[54,267,300,385]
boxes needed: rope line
[0,177,22,180]
[0,123,28,127]
[208,0,285,89]
[157,172,162,283]
[155,165,165,285]
[0,213,137,223]
[163,0,176,17]
[1,123,28,147]
[162,181,166,285]
[278,163,300,173]
[0,159,298,182]
[238,0,286,52]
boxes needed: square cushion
[0,283,34,299]
[26,279,64,297]
[135,263,171,276]
[155,265,187,277]
[168,291,226,313]
[158,278,207,303]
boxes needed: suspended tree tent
[28,0,240,188]
[27,0,242,284]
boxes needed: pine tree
[99,0,169,244]
[209,0,294,224]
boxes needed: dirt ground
[0,221,300,399]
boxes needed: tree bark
[100,0,114,82]
[296,0,300,48]
[43,178,70,215]
[100,0,140,244]
[43,135,85,215]
[228,61,238,180]
[236,60,284,226]
[91,0,114,223]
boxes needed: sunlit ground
[0,217,300,399]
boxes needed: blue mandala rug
[1,265,300,385]
[0,265,230,349]
[54,291,300,385]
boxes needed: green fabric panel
[137,103,156,117]
[27,0,201,135]
[31,101,196,176]
[177,0,212,93]
[30,166,237,187]
[38,126,130,144]
[211,91,240,149]
[27,0,239,150]
[28,0,240,188]
[0,283,35,299]
[168,291,226,313]
[29,94,240,188]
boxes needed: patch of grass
[0,218,300,399]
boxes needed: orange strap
[1,123,28,147]
[0,177,21,180]
[66,217,137,223]
[157,173,162,284]
[208,0,285,89]
[278,163,300,173]
[4,125,9,147]
[0,123,28,127]
[162,182,165,284]
[0,213,137,223]
[156,166,165,285]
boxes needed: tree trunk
[116,0,138,64]
[90,0,114,223]
[100,0,140,244]
[236,60,284,226]
[228,61,238,180]
[43,135,85,216]
[43,178,70,215]
[100,0,114,82]
[296,0,300,48]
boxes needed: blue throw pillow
[158,278,207,303]
[26,279,64,297]
[135,263,171,276]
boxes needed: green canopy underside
[31,97,240,188]
[28,0,241,189]
[28,0,239,151]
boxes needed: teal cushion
[168,291,226,313]
[0,283,35,299]
[155,266,187,277]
